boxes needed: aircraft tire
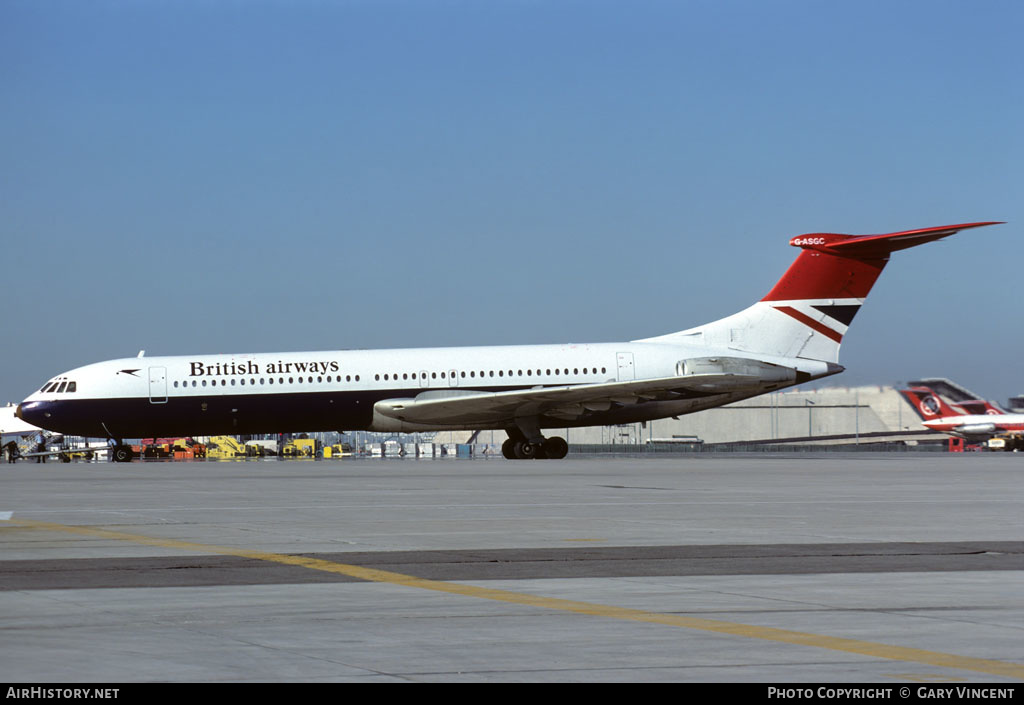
[543,436,568,459]
[501,438,517,459]
[112,445,133,463]
[514,440,545,460]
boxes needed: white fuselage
[17,340,832,440]
[923,413,1024,438]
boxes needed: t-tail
[643,222,1002,364]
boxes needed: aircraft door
[616,353,635,382]
[448,369,459,387]
[419,370,430,388]
[148,366,168,404]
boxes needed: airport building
[551,385,929,447]
[442,384,936,450]
[453,378,1018,451]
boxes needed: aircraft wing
[374,372,770,427]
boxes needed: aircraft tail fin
[642,222,1002,364]
[899,387,965,420]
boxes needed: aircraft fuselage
[17,341,830,439]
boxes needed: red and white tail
[900,387,1004,419]
[899,387,967,420]
[644,222,1001,363]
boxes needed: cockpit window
[56,382,68,393]
[66,381,77,393]
[42,382,59,393]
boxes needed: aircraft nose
[16,401,45,426]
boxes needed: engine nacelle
[676,356,796,383]
[955,423,997,435]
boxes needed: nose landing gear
[110,443,135,463]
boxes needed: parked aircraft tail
[899,387,966,420]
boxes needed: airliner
[17,221,1001,461]
[900,386,1024,441]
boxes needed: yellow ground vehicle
[322,443,353,458]
[205,436,248,459]
[282,438,317,458]
[987,435,1023,452]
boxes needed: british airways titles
[189,360,341,377]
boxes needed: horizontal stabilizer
[790,222,1003,260]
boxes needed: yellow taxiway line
[7,517,1023,680]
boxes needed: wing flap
[374,372,767,427]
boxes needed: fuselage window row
[167,367,609,391]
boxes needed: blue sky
[3,0,1021,406]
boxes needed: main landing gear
[501,431,569,460]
